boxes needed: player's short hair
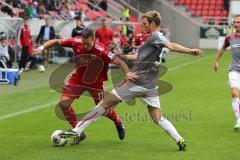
[234,14,240,19]
[82,28,94,39]
[142,11,162,27]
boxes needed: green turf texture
[0,49,240,160]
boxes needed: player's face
[24,20,29,26]
[142,18,151,33]
[233,17,240,32]
[45,19,50,26]
[1,39,7,47]
[76,20,82,27]
[102,20,107,28]
[82,37,94,51]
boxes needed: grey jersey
[132,31,167,89]
[223,33,240,71]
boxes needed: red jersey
[95,27,114,46]
[61,36,116,84]
[19,25,31,46]
[132,33,150,46]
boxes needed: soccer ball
[50,130,67,147]
[37,65,45,72]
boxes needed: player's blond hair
[142,11,162,27]
[233,14,240,20]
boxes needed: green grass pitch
[0,49,240,160]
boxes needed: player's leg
[229,71,240,129]
[58,95,78,128]
[72,92,121,133]
[59,83,87,145]
[60,74,85,128]
[231,87,240,129]
[67,81,135,145]
[148,106,186,151]
[88,86,125,140]
[140,88,186,151]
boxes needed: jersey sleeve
[60,38,74,47]
[223,36,230,48]
[148,32,167,48]
[101,50,116,63]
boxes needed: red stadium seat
[208,10,215,16]
[223,10,228,17]
[215,10,222,17]
[202,10,209,16]
[191,0,198,5]
[196,9,203,16]
[190,5,197,10]
[172,0,228,25]
[191,10,197,16]
[209,5,216,11]
[203,5,209,10]
[198,0,204,5]
[205,0,210,5]
[185,0,191,5]
[197,4,204,10]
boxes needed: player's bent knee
[59,96,73,110]
[102,93,120,108]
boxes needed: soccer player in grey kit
[63,11,203,151]
[214,15,240,129]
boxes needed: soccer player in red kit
[95,19,114,50]
[132,28,150,50]
[120,27,151,61]
[34,28,129,144]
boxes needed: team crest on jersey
[108,52,115,59]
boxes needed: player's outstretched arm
[164,42,203,57]
[120,54,138,61]
[33,39,61,54]
[213,47,225,73]
[113,49,138,61]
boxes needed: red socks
[62,106,78,128]
[105,109,122,126]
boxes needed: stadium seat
[171,0,228,24]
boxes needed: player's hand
[213,61,219,73]
[125,72,138,81]
[33,46,44,55]
[190,49,203,57]
[112,48,121,56]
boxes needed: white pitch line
[0,55,213,121]
[0,101,58,120]
[168,55,214,71]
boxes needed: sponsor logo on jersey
[74,38,82,43]
[108,52,115,59]
[78,57,91,64]
[95,44,104,51]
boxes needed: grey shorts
[112,81,160,108]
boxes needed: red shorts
[62,73,105,104]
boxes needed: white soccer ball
[37,65,45,72]
[50,130,67,147]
